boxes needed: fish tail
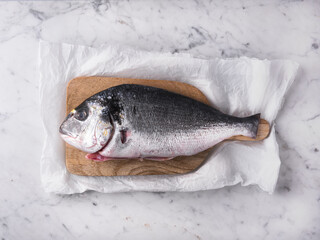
[241,113,260,139]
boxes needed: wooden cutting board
[65,76,270,176]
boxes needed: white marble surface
[0,0,319,239]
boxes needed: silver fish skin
[59,84,260,161]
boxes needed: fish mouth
[59,121,79,140]
[60,131,77,142]
[59,124,68,136]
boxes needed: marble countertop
[0,0,319,239]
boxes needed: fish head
[59,100,113,153]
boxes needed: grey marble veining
[0,0,319,239]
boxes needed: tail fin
[242,113,260,139]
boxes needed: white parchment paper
[39,41,298,194]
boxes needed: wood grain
[65,76,270,176]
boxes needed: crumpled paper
[39,41,298,194]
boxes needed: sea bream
[59,84,260,161]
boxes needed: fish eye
[74,109,88,121]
